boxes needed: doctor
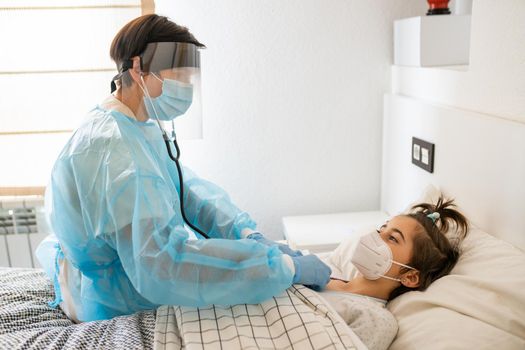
[36,14,331,322]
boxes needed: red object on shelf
[427,0,451,15]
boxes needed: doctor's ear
[128,56,144,83]
[401,270,420,288]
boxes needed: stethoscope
[140,75,211,239]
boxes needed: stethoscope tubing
[163,135,211,239]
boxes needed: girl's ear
[401,270,420,288]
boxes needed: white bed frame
[381,93,525,252]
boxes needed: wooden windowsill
[0,187,45,196]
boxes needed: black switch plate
[412,137,435,173]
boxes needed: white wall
[392,0,525,123]
[155,0,425,238]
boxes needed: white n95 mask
[350,231,416,282]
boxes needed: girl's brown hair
[389,195,469,300]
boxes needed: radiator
[0,196,49,268]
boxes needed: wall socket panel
[412,137,435,173]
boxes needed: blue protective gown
[37,96,294,322]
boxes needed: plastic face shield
[114,42,203,139]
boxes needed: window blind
[0,0,154,134]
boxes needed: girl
[319,195,469,350]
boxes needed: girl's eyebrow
[381,221,405,242]
[391,228,406,242]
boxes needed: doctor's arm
[113,219,330,306]
[116,222,296,306]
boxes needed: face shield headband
[110,42,201,93]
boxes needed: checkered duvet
[0,268,155,350]
[155,285,363,350]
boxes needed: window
[0,0,154,190]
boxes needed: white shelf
[394,15,471,67]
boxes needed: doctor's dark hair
[110,14,204,88]
[388,195,469,301]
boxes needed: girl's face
[377,215,422,281]
[326,215,423,296]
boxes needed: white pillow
[387,226,525,349]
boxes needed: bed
[2,215,524,350]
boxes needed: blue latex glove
[292,254,332,291]
[247,232,303,257]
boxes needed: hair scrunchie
[427,212,440,223]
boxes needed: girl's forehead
[387,215,423,239]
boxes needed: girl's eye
[388,235,398,243]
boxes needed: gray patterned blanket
[0,268,155,350]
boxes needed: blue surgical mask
[142,74,193,121]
